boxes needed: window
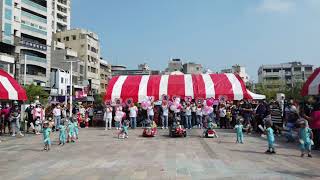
[72,35,76,40]
[305,67,312,71]
[88,45,90,50]
[5,0,12,6]
[264,69,271,73]
[5,8,12,20]
[80,65,84,74]
[57,38,61,42]
[65,36,69,41]
[80,34,86,39]
[4,23,12,36]
[61,77,64,84]
[273,69,280,72]
[87,55,90,61]
[294,67,301,71]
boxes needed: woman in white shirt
[147,103,155,122]
[185,103,192,129]
[104,105,113,130]
[129,104,138,129]
[161,102,169,129]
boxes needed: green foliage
[24,84,49,104]
[94,93,104,106]
[255,81,304,101]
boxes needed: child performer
[43,121,51,151]
[119,120,129,138]
[59,122,67,146]
[74,120,79,140]
[298,120,313,158]
[114,105,123,130]
[68,118,75,143]
[264,121,276,154]
[234,119,244,144]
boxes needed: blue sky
[72,0,320,81]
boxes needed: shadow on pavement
[230,149,301,158]
[275,170,320,179]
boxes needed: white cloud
[256,0,296,13]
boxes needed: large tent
[0,69,27,101]
[105,73,265,103]
[301,67,320,96]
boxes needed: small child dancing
[68,118,75,143]
[234,119,244,144]
[42,121,52,151]
[264,121,276,154]
[59,122,67,146]
[298,120,313,158]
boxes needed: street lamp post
[62,60,80,118]
[23,54,27,86]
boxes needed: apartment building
[53,29,101,94]
[99,59,111,93]
[52,0,70,32]
[258,61,313,89]
[183,62,203,74]
[221,64,250,83]
[0,0,53,87]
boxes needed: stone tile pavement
[0,128,319,180]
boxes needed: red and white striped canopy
[105,73,264,103]
[0,69,27,101]
[301,67,320,96]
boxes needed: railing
[26,55,47,63]
[21,0,47,12]
[21,11,47,23]
[21,24,47,36]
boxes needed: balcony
[65,49,77,57]
[0,53,14,64]
[22,0,46,11]
[26,54,46,63]
[21,24,47,36]
[21,0,47,12]
[21,11,47,24]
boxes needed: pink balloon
[206,99,214,106]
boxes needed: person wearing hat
[25,104,35,133]
[32,103,44,135]
[42,121,51,151]
[10,101,24,137]
[298,119,313,158]
[264,121,275,154]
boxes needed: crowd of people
[1,95,319,156]
[102,96,320,154]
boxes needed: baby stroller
[169,114,187,137]
[142,119,157,137]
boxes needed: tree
[25,84,49,104]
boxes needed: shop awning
[301,67,320,96]
[105,73,265,103]
[0,69,27,101]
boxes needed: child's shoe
[271,150,276,154]
[308,154,312,158]
[265,150,271,154]
[301,153,304,157]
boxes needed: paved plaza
[0,128,320,180]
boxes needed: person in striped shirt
[269,101,283,136]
